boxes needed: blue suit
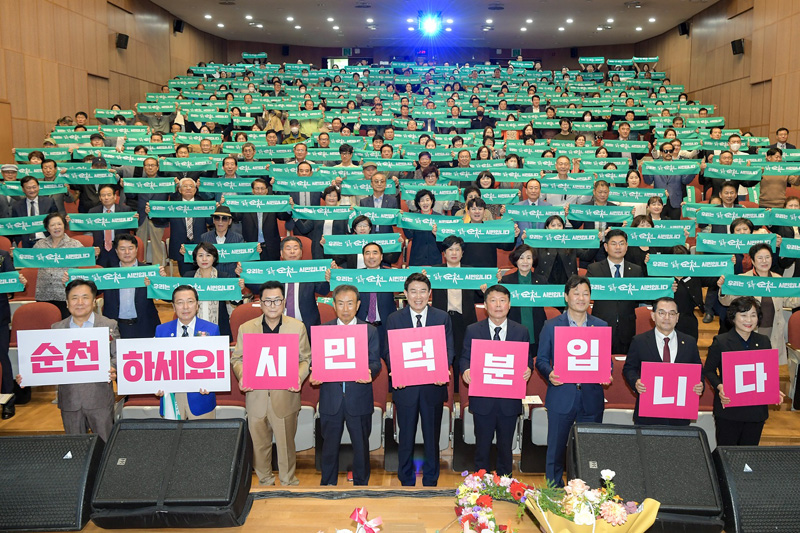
[317,319,382,485]
[384,306,454,486]
[536,312,609,486]
[359,195,399,233]
[155,318,220,417]
[460,318,531,476]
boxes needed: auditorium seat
[135,236,145,263]
[9,267,38,321]
[545,306,561,320]
[228,302,263,346]
[0,236,11,252]
[519,367,550,473]
[474,303,487,321]
[296,376,319,452]
[294,235,313,260]
[72,234,94,248]
[635,306,654,335]
[496,248,513,269]
[317,301,337,324]
[8,302,63,380]
[601,357,637,425]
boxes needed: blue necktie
[614,264,621,278]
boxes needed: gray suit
[52,313,120,441]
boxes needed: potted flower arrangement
[525,470,659,533]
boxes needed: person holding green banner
[183,242,244,338]
[133,157,170,267]
[759,147,800,208]
[196,205,249,278]
[11,176,58,248]
[498,244,547,358]
[0,248,26,420]
[643,142,697,219]
[34,213,99,319]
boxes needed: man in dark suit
[198,205,246,278]
[12,176,58,248]
[238,178,291,261]
[310,284,382,486]
[770,127,796,150]
[358,173,398,234]
[586,229,643,355]
[280,236,330,337]
[384,272,454,486]
[130,157,170,266]
[101,234,161,339]
[623,296,704,425]
[460,284,532,476]
[70,156,123,213]
[286,161,323,234]
[167,177,209,276]
[572,180,623,263]
[293,185,349,262]
[354,243,398,348]
[536,275,609,487]
[16,280,120,441]
[89,184,136,268]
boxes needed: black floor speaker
[714,446,800,533]
[0,434,103,531]
[90,419,253,528]
[568,423,725,532]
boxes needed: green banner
[0,215,46,236]
[703,163,762,181]
[103,153,149,167]
[324,234,402,254]
[524,229,599,249]
[420,267,497,290]
[0,271,25,293]
[769,208,800,227]
[601,140,651,154]
[239,259,330,284]
[58,170,118,185]
[148,201,217,218]
[13,247,96,268]
[722,275,800,298]
[329,268,409,293]
[504,204,565,223]
[66,212,139,231]
[397,213,461,232]
[225,196,292,213]
[400,184,460,203]
[607,188,666,204]
[589,277,674,300]
[779,238,800,258]
[480,190,522,205]
[351,207,400,226]
[436,221,516,243]
[147,278,242,301]
[67,265,160,289]
[504,284,566,307]
[752,162,800,176]
[185,243,259,263]
[623,227,688,247]
[567,204,633,224]
[539,179,594,197]
[695,207,770,226]
[641,161,701,176]
[646,254,733,277]
[272,177,331,193]
[199,179,254,195]
[695,233,776,254]
[159,158,217,172]
[292,205,352,220]
[123,177,176,194]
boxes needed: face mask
[290,127,299,135]
[476,111,484,116]
[730,143,741,151]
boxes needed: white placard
[17,327,112,386]
[116,335,231,394]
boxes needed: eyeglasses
[261,298,284,307]
[662,149,675,154]
[655,310,679,318]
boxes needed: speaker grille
[715,447,800,533]
[0,435,99,531]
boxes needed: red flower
[493,474,501,485]
[476,495,493,508]
[477,469,487,477]
[509,482,526,501]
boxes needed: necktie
[182,325,189,337]
[374,196,381,209]
[416,314,423,328]
[367,292,377,322]
[29,200,37,217]
[257,212,264,243]
[286,283,296,318]
[614,264,621,278]
[662,337,671,363]
[493,327,502,341]
[186,216,193,240]
[104,209,113,251]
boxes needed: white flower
[600,469,616,482]
[585,489,602,503]
[574,504,595,526]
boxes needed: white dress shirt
[176,316,198,337]
[654,328,678,362]
[487,318,508,341]
[410,306,429,327]
[608,259,625,278]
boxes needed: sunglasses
[212,215,231,221]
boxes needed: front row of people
[15,273,778,488]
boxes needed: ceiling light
[217,23,224,27]
[294,25,301,29]
[332,25,339,30]
[596,26,603,31]
[256,24,263,28]
[445,27,451,31]
[408,27,415,31]
[607,18,614,23]
[327,17,334,22]
[566,18,573,23]
[526,18,533,23]
[482,27,489,31]
[204,14,212,19]
[407,18,414,23]
[649,17,656,22]
[366,18,373,23]
[286,16,294,21]
[636,26,642,31]
[245,15,252,20]
[420,13,442,36]
[520,27,527,31]
[446,18,453,24]
[486,19,493,24]
[558,27,565,31]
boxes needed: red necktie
[662,337,671,363]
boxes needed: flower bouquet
[525,470,659,533]
[454,470,531,532]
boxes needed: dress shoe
[2,402,15,420]
[702,312,714,323]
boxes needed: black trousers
[715,418,764,446]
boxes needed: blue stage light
[418,12,442,37]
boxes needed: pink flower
[599,501,628,526]
[565,478,589,497]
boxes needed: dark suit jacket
[769,142,796,150]
[359,195,399,233]
[571,200,623,232]
[102,269,161,338]
[199,229,245,278]
[238,209,291,261]
[88,203,135,267]
[536,312,609,415]
[286,281,330,336]
[355,267,398,325]
[0,250,15,325]
[293,218,349,262]
[460,318,531,416]
[403,227,441,266]
[500,271,548,348]
[430,263,480,325]
[384,306,454,406]
[703,329,772,422]
[286,191,323,233]
[586,260,642,351]
[11,196,58,247]
[461,236,515,269]
[534,247,596,284]
[317,318,382,417]
[623,328,703,424]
